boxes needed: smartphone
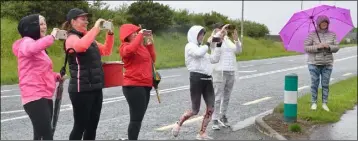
[55,30,67,40]
[212,37,221,42]
[102,21,113,30]
[143,30,152,36]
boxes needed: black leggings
[69,89,103,140]
[122,86,152,140]
[23,98,53,140]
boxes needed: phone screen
[212,37,221,42]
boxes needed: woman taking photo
[118,24,156,140]
[13,14,63,140]
[62,8,114,140]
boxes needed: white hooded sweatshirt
[185,25,222,76]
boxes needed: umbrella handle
[155,89,161,103]
[311,18,322,43]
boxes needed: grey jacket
[304,15,340,65]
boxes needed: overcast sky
[102,1,357,35]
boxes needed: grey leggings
[308,64,333,104]
[177,72,215,133]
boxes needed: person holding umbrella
[118,24,156,140]
[61,8,114,140]
[304,15,340,111]
[279,5,354,112]
[12,14,64,140]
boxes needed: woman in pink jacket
[12,14,63,140]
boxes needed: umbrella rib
[313,7,334,17]
[287,19,310,45]
[281,17,310,32]
[329,17,355,27]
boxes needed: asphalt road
[1,46,357,140]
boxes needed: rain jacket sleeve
[145,44,156,62]
[304,32,320,53]
[65,27,100,53]
[96,33,114,56]
[327,33,340,53]
[120,33,144,58]
[20,35,54,57]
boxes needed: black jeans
[23,98,53,140]
[69,89,103,140]
[122,86,152,140]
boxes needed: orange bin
[102,61,124,88]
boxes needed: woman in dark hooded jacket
[12,14,63,140]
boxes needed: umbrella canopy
[279,5,354,53]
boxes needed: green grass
[1,17,355,85]
[340,44,357,48]
[288,123,302,132]
[274,76,357,124]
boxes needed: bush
[1,1,89,27]
[126,1,173,32]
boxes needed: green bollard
[284,73,298,123]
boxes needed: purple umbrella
[279,5,354,53]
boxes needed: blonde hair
[39,15,45,22]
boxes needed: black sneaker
[211,120,220,130]
[219,115,230,127]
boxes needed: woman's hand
[233,29,239,41]
[94,18,106,29]
[107,19,114,34]
[50,28,59,39]
[145,34,154,45]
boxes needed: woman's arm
[96,33,114,56]
[65,27,100,53]
[120,33,144,58]
[20,35,54,57]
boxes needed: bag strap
[61,40,77,77]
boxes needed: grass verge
[274,76,357,123]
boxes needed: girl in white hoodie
[209,23,242,130]
[171,25,224,140]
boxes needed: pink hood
[12,36,60,105]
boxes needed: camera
[55,30,67,40]
[143,30,152,36]
[102,21,113,31]
[212,37,221,42]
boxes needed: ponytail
[61,21,72,32]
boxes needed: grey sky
[103,1,357,35]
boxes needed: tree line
[1,0,270,38]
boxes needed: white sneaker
[311,103,317,110]
[322,104,330,112]
[211,120,220,130]
[196,133,213,140]
[172,122,181,137]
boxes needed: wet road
[310,106,357,140]
[1,46,357,140]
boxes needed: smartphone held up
[55,30,67,40]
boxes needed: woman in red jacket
[118,24,156,140]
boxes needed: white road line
[242,97,272,106]
[1,95,20,98]
[343,73,352,76]
[298,86,309,91]
[241,65,254,68]
[1,55,356,123]
[155,116,204,131]
[1,89,17,93]
[238,70,257,73]
[288,60,294,62]
[264,62,276,65]
[156,85,311,131]
[231,109,273,131]
[161,75,181,79]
